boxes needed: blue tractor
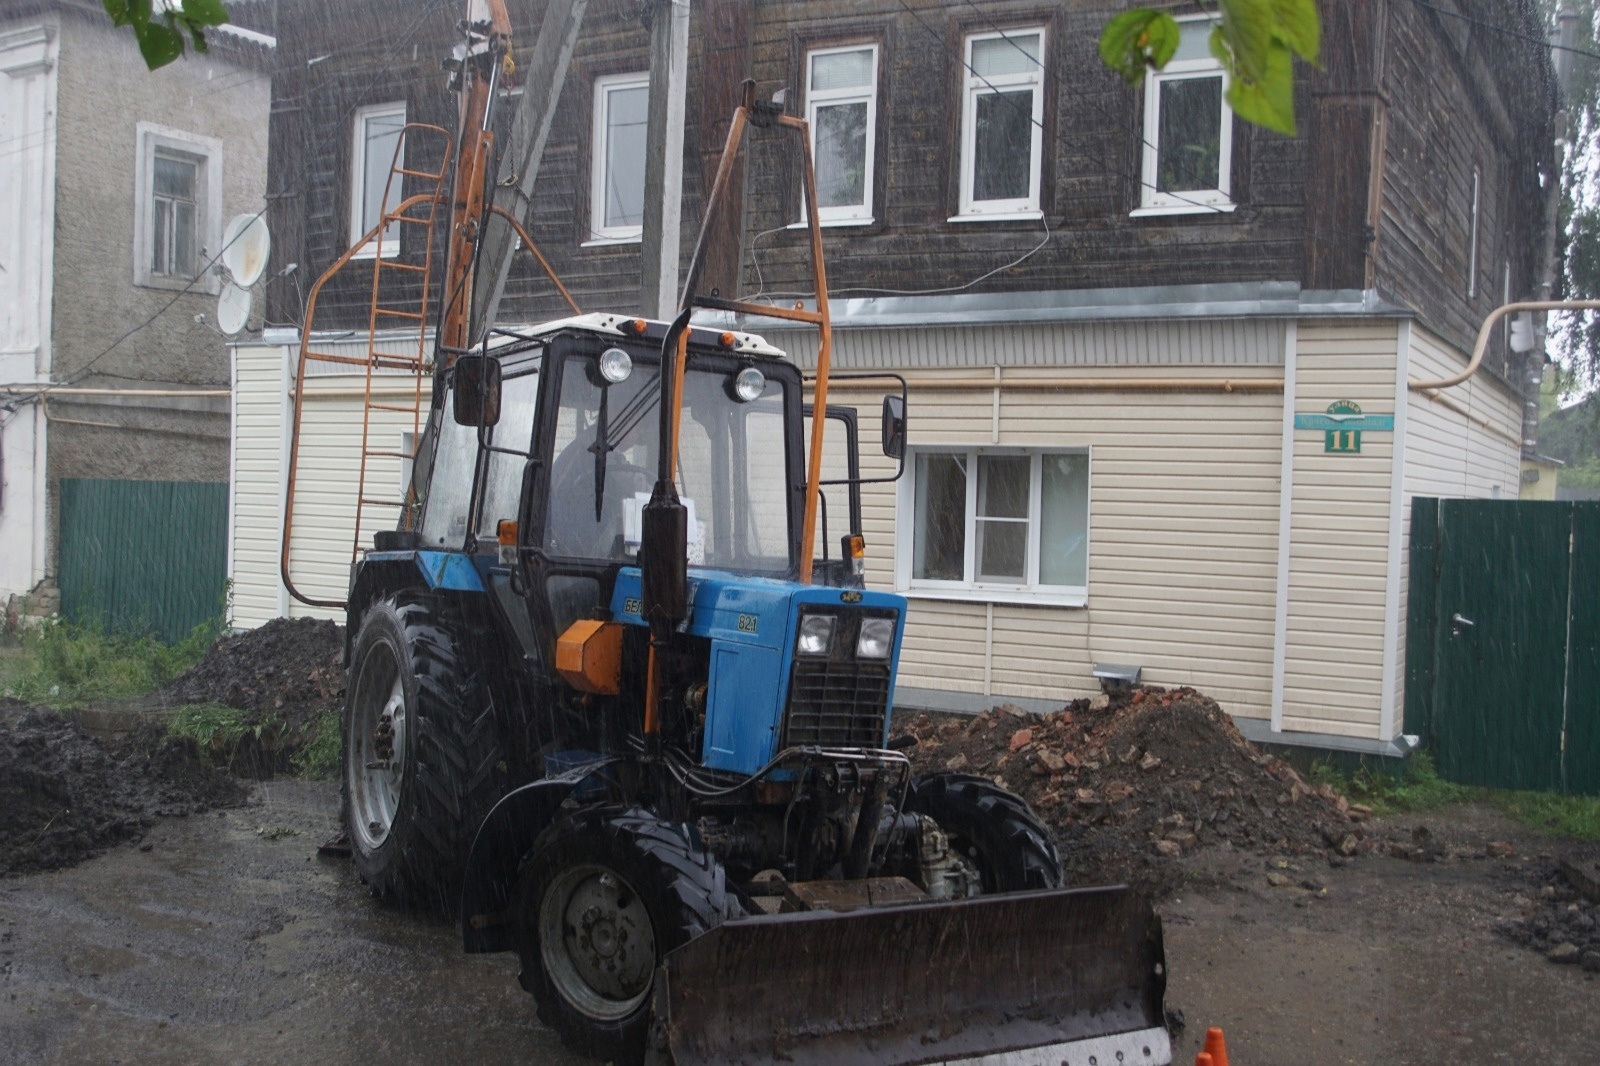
[309,28,1167,1065]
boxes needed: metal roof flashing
[738,284,1411,331]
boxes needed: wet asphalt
[0,778,585,1066]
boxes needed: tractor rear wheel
[342,594,504,910]
[905,772,1063,893]
[515,807,742,1064]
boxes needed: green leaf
[1269,0,1322,64]
[181,0,230,29]
[1216,0,1278,84]
[102,0,133,28]
[1225,37,1297,135]
[1098,10,1180,85]
[134,19,184,69]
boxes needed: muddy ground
[4,620,1599,1063]
[3,778,1596,1065]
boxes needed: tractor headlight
[856,617,895,660]
[796,613,836,656]
[598,346,633,384]
[732,366,766,403]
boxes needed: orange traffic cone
[1194,1054,1214,1066]
[1203,1027,1231,1066]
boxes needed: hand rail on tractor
[675,80,835,584]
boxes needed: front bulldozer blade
[653,884,1169,1066]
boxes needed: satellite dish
[216,282,253,336]
[221,213,271,287]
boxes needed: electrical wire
[0,194,282,416]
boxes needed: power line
[1406,0,1600,63]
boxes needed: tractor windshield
[544,344,795,574]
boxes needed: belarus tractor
[282,5,1169,1063]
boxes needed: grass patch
[169,703,280,765]
[1313,752,1600,841]
[1491,792,1600,841]
[0,617,220,707]
[292,709,342,779]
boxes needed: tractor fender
[459,757,619,954]
[345,551,486,665]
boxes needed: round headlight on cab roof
[599,347,633,384]
[733,366,765,403]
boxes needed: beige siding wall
[1397,324,1523,724]
[230,335,432,627]
[1279,320,1400,739]
[230,343,286,629]
[836,360,1286,721]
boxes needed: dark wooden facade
[263,0,1555,380]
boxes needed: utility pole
[639,0,691,319]
[469,0,589,340]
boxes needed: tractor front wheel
[905,772,1063,893]
[516,808,741,1064]
[343,594,503,910]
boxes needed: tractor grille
[782,659,892,748]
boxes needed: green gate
[58,479,228,643]
[1406,499,1600,793]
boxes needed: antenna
[221,213,272,288]
[216,282,253,336]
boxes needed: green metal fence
[1407,499,1600,794]
[58,479,228,643]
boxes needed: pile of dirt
[1497,850,1600,972]
[0,707,246,876]
[161,617,344,718]
[899,686,1373,895]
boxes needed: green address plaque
[1294,400,1394,454]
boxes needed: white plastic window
[589,73,649,243]
[806,44,878,224]
[1138,19,1233,214]
[958,28,1045,218]
[350,102,407,256]
[902,448,1088,604]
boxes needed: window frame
[802,42,880,227]
[349,101,408,259]
[895,446,1090,607]
[133,122,222,292]
[1134,16,1235,217]
[955,26,1047,221]
[587,71,651,245]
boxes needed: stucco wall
[43,12,270,572]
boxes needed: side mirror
[881,394,906,459]
[453,355,502,426]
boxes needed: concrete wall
[43,12,270,573]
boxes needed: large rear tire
[515,808,742,1065]
[342,594,505,911]
[905,772,1063,893]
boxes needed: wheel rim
[538,863,657,1021]
[348,640,408,852]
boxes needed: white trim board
[1270,321,1297,731]
[1380,320,1412,740]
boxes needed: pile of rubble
[899,686,1373,894]
[0,704,245,875]
[160,617,344,716]
[1498,851,1600,972]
